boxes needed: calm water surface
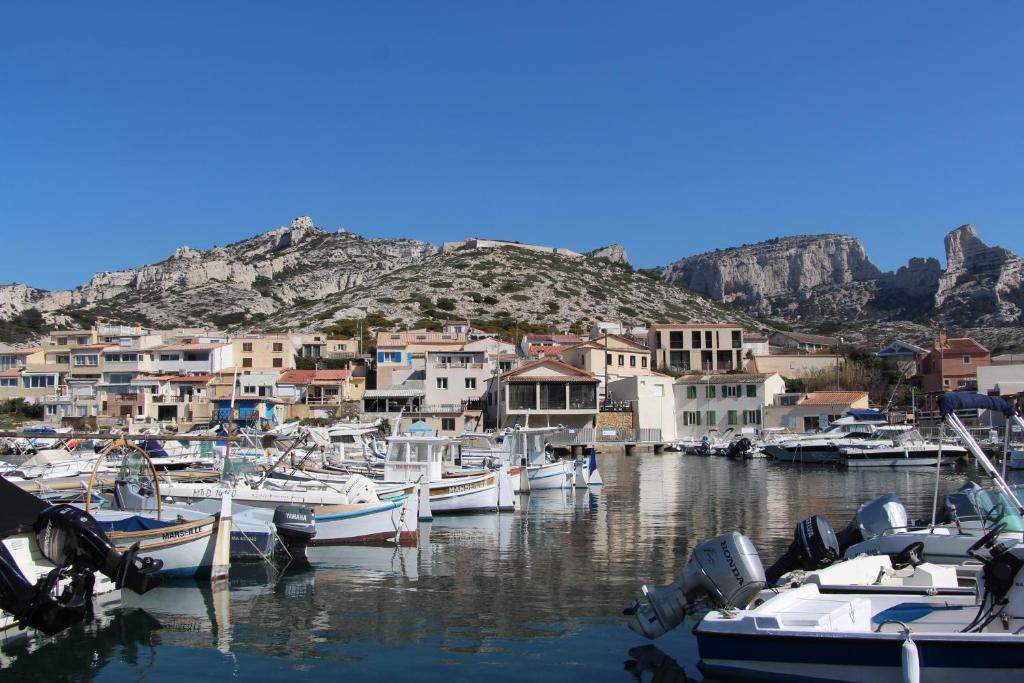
[5,453,1013,682]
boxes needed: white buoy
[901,632,920,683]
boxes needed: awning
[363,389,426,398]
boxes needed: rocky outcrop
[658,225,1024,328]
[661,235,881,314]
[585,244,630,265]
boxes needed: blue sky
[2,2,1022,290]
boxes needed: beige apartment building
[230,335,295,370]
[561,334,651,396]
[648,324,744,373]
[375,329,468,389]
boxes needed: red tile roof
[278,370,316,384]
[501,358,598,383]
[798,391,868,406]
[934,337,989,355]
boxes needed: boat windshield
[965,488,1024,533]
[222,457,260,483]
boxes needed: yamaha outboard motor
[764,515,840,585]
[835,493,909,551]
[273,505,316,561]
[627,532,766,639]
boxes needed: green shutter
[687,386,697,399]
[728,410,738,426]
[707,410,716,425]
[706,385,716,398]
[746,384,757,398]
[742,411,748,425]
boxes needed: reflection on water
[3,454,981,681]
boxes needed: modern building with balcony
[375,329,467,389]
[648,324,744,374]
[151,342,232,375]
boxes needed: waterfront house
[647,324,744,374]
[131,374,214,425]
[605,374,678,441]
[276,368,363,420]
[764,391,870,433]
[916,334,991,394]
[485,358,599,429]
[673,373,786,439]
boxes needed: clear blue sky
[3,2,1022,290]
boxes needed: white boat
[460,427,574,491]
[382,435,512,514]
[767,411,890,464]
[92,509,223,578]
[839,427,968,468]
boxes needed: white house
[673,372,786,438]
[606,374,677,441]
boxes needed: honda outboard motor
[835,493,909,551]
[627,532,766,639]
[764,515,840,585]
[273,505,316,561]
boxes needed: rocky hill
[0,217,752,339]
[659,225,1024,333]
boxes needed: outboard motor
[835,493,909,551]
[341,474,380,505]
[764,515,840,585]
[627,532,766,639]
[272,505,316,561]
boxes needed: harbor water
[2,452,1004,682]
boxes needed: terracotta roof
[532,345,568,358]
[501,358,598,383]
[674,373,774,384]
[376,330,467,347]
[311,369,350,382]
[798,391,868,406]
[933,337,989,355]
[278,370,316,384]
[565,334,649,352]
[0,368,22,377]
[523,333,585,343]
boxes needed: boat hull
[311,498,417,546]
[766,445,840,464]
[428,474,500,514]
[104,515,219,578]
[696,628,1024,682]
[527,461,571,489]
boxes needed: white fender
[901,633,920,683]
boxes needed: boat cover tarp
[140,440,170,459]
[937,392,1013,417]
[18,449,76,467]
[846,409,887,421]
[99,515,177,533]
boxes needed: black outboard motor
[764,515,840,585]
[835,493,909,552]
[726,438,752,459]
[273,505,316,561]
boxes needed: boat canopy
[846,409,887,422]
[937,392,1014,417]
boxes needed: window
[0,378,16,387]
[669,351,689,371]
[963,356,971,364]
[24,375,55,388]
[242,357,253,368]
[686,386,697,399]
[272,358,283,368]
[705,331,713,348]
[731,330,742,349]
[569,383,596,409]
[76,336,89,345]
[73,354,98,366]
[745,384,757,398]
[743,410,762,425]
[705,385,716,398]
[107,373,133,384]
[540,383,566,409]
[465,377,477,389]
[669,331,684,349]
[943,378,950,386]
[56,355,70,365]
[630,355,636,367]
[691,331,701,349]
[642,357,647,368]
[436,377,448,389]
[160,353,180,361]
[242,342,253,352]
[682,411,701,426]
[618,354,624,367]
[509,384,537,410]
[56,336,68,345]
[377,351,402,364]
[706,410,717,425]
[722,385,739,398]
[654,384,665,397]
[728,410,738,426]
[273,343,283,352]
[606,353,612,365]
[183,351,209,362]
[104,353,138,362]
[46,404,57,416]
[441,417,456,431]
